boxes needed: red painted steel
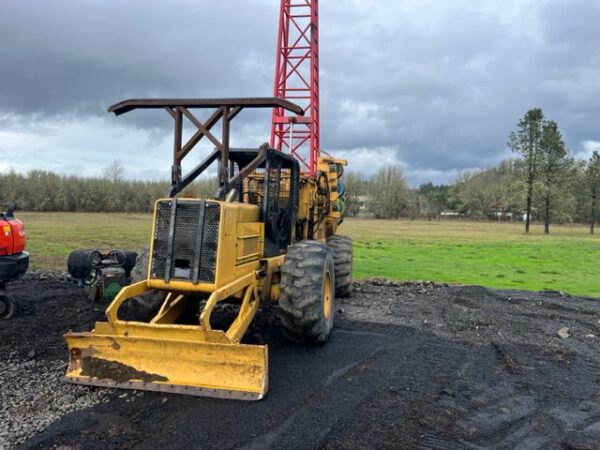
[0,218,26,256]
[270,0,319,175]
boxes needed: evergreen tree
[586,151,600,234]
[509,108,544,232]
[538,120,570,234]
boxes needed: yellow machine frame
[64,98,347,400]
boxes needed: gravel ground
[0,354,108,449]
[1,273,600,449]
[0,271,110,449]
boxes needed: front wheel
[278,241,335,344]
[0,292,17,319]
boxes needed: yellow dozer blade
[64,327,268,400]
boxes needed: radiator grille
[242,236,259,257]
[150,200,220,284]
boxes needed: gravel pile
[0,352,109,449]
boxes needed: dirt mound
[1,273,600,449]
[0,272,105,362]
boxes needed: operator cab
[229,148,300,256]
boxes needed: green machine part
[101,267,128,302]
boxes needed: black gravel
[2,274,600,449]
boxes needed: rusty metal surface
[108,97,304,116]
[65,375,264,401]
[218,143,268,198]
[106,97,304,199]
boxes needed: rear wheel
[0,292,16,319]
[327,235,353,297]
[278,241,335,344]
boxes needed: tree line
[2,107,599,233]
[0,165,215,213]
[343,108,600,233]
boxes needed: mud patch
[80,357,168,383]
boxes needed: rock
[557,327,570,339]
[337,308,344,314]
[585,334,595,338]
[0,357,108,448]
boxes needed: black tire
[118,247,165,322]
[0,292,17,319]
[278,241,335,344]
[107,249,138,276]
[327,235,353,298]
[67,249,102,279]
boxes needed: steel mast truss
[270,0,319,175]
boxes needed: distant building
[516,212,529,222]
[440,211,461,218]
[494,211,513,221]
[357,195,368,211]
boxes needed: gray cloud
[0,0,599,186]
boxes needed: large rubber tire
[118,247,165,322]
[106,249,138,276]
[67,249,102,279]
[0,292,16,319]
[278,241,335,345]
[327,235,353,298]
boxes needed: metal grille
[242,168,295,209]
[242,170,264,205]
[270,168,293,209]
[151,200,220,284]
[242,236,259,258]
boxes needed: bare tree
[367,166,409,219]
[342,171,367,217]
[103,160,124,183]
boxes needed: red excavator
[0,203,29,318]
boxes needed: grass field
[18,212,600,297]
[342,218,600,297]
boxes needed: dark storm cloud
[0,0,277,134]
[319,1,600,179]
[0,0,599,184]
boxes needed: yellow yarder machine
[64,98,352,399]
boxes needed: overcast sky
[1,0,599,186]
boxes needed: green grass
[18,212,600,297]
[19,212,152,270]
[339,218,600,297]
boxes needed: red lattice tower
[270,0,319,175]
